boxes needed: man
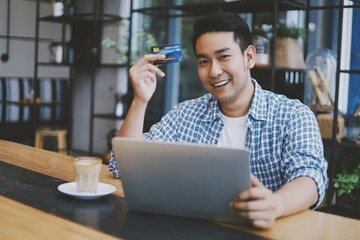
[109,12,327,229]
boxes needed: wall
[0,0,69,78]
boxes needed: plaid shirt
[109,79,328,208]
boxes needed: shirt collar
[199,79,268,122]
[248,79,268,122]
[195,94,221,122]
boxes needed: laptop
[112,137,250,224]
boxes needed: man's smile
[213,79,230,88]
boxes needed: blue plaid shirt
[109,80,328,208]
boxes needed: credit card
[151,43,184,65]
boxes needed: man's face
[195,32,255,110]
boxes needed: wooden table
[1,140,359,240]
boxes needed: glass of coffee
[74,157,102,193]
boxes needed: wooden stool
[35,128,67,154]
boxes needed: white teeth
[213,80,229,87]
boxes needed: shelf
[39,13,123,23]
[37,62,71,66]
[173,0,307,15]
[37,62,129,68]
[338,142,360,149]
[0,34,55,42]
[99,63,129,68]
[340,69,360,74]
[307,3,360,10]
[323,139,360,150]
[5,100,66,106]
[253,66,305,71]
[38,62,128,67]
[93,113,125,120]
[310,105,334,113]
[132,1,360,17]
[132,0,307,17]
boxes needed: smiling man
[109,12,327,229]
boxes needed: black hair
[191,12,252,54]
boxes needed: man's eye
[219,55,230,60]
[198,59,208,65]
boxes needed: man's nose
[209,61,223,77]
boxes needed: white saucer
[58,182,116,200]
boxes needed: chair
[35,128,67,154]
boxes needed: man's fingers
[148,63,165,77]
[231,198,275,211]
[137,54,166,68]
[233,208,269,219]
[234,186,271,202]
[131,71,155,83]
[131,62,165,76]
[231,208,276,229]
[130,54,166,78]
[230,176,277,229]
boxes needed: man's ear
[245,45,256,69]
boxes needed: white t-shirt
[218,112,247,148]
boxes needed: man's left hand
[229,175,281,229]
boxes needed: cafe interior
[0,0,360,239]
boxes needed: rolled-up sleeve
[282,105,328,209]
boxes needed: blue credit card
[151,43,184,65]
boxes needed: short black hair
[191,12,252,53]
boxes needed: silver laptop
[112,137,250,224]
